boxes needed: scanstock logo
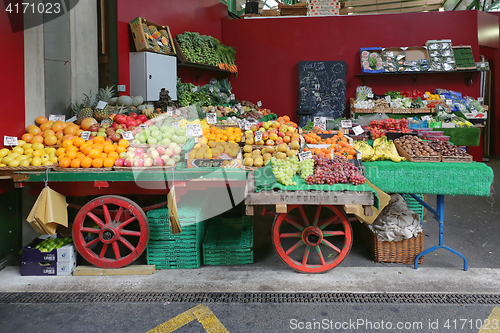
[4,0,80,33]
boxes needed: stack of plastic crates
[403,194,425,224]
[146,206,208,269]
[203,216,253,266]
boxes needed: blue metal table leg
[410,194,468,271]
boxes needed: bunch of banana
[373,136,404,162]
[354,141,376,161]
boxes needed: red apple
[138,115,147,123]
[278,132,285,138]
[125,119,136,128]
[124,159,133,167]
[129,112,138,119]
[114,114,126,124]
[115,158,124,167]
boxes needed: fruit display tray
[394,142,441,163]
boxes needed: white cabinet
[129,52,177,102]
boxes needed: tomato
[138,115,147,123]
[129,113,138,119]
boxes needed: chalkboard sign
[299,61,347,119]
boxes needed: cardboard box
[129,17,176,55]
[22,239,76,263]
[405,46,429,62]
[262,9,279,16]
[21,255,76,276]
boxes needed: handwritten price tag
[446,100,453,106]
[341,120,352,128]
[257,101,262,107]
[385,96,391,103]
[187,124,203,137]
[255,131,263,142]
[3,136,18,146]
[207,113,217,124]
[122,131,134,141]
[352,125,364,136]
[314,117,326,131]
[80,131,91,141]
[367,92,374,98]
[299,151,312,161]
[67,116,77,123]
[96,101,108,110]
[239,108,245,115]
[192,86,198,93]
[49,114,65,122]
[230,94,235,100]
[166,110,173,116]
[209,87,214,93]
[477,97,484,104]
[238,120,246,130]
[172,122,179,128]
[175,109,181,116]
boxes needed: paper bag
[353,181,391,225]
[167,186,182,235]
[27,187,68,235]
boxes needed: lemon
[41,154,49,162]
[7,153,20,159]
[49,157,58,164]
[24,153,33,159]
[31,157,42,166]
[8,159,20,167]
[0,149,9,158]
[22,143,32,150]
[32,149,44,157]
[43,161,53,166]
[32,143,44,151]
[44,147,56,154]
[12,146,24,155]
[49,151,56,158]
[16,155,28,161]
[17,140,26,146]
[19,159,31,167]
[0,163,6,167]
[23,148,34,155]
[27,158,33,163]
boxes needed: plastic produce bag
[356,113,390,127]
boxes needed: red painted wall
[116,0,228,95]
[223,11,483,124]
[0,10,25,149]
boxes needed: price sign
[166,110,173,116]
[207,113,217,124]
[3,136,18,146]
[122,131,134,141]
[421,116,432,121]
[238,119,246,129]
[67,116,77,123]
[172,122,179,128]
[192,86,198,93]
[385,96,391,103]
[422,100,428,105]
[367,92,374,99]
[245,122,251,131]
[352,125,364,136]
[49,114,65,122]
[255,130,263,142]
[424,93,429,99]
[257,101,262,107]
[230,94,235,100]
[298,151,312,161]
[209,87,214,93]
[341,120,352,129]
[440,95,446,100]
[210,107,215,113]
[480,63,486,68]
[236,103,241,109]
[175,109,181,116]
[477,97,484,104]
[314,117,326,131]
[471,110,478,117]
[446,100,453,106]
[96,101,108,110]
[139,124,148,129]
[187,124,203,137]
[80,131,91,141]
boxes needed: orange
[76,129,83,137]
[28,126,41,136]
[81,145,92,156]
[61,140,73,149]
[51,122,64,132]
[56,139,62,146]
[66,146,78,153]
[118,139,129,148]
[44,135,57,146]
[55,131,64,140]
[100,153,108,160]
[26,125,38,132]
[31,136,44,144]
[73,138,85,148]
[93,136,105,144]
[103,158,115,168]
[76,153,86,160]
[36,116,48,125]
[92,144,104,152]
[21,133,33,143]
[102,141,113,147]
[88,149,101,159]
[103,144,116,154]
[86,140,94,145]
[63,125,77,136]
[91,158,103,168]
[107,152,119,160]
[66,150,77,159]
[116,146,126,154]
[59,157,71,168]
[42,130,55,138]
[81,157,92,168]
[70,159,81,168]
[40,121,54,131]
[55,148,66,157]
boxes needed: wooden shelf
[356,70,487,86]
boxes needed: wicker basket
[372,231,424,264]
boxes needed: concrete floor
[0,158,498,295]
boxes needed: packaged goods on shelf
[404,47,430,72]
[360,48,384,73]
[426,39,457,71]
[452,46,476,70]
[382,47,405,72]
[129,17,175,55]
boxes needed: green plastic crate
[403,194,424,222]
[203,216,253,266]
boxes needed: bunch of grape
[299,158,315,179]
[271,156,300,186]
[305,156,367,186]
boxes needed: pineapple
[71,101,84,122]
[93,86,114,122]
[159,29,172,53]
[77,92,97,124]
[143,23,155,49]
[148,25,161,52]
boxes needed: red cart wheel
[272,205,352,273]
[72,195,149,269]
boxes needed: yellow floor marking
[147,304,229,333]
[479,307,500,333]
